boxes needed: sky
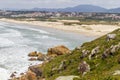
[0,0,120,9]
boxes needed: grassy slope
[40,29,120,80]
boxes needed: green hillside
[40,28,120,80]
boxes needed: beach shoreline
[0,18,120,37]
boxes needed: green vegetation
[63,21,120,26]
[63,19,120,26]
[56,17,120,25]
[39,29,120,80]
[5,16,120,26]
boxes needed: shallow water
[0,21,95,80]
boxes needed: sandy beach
[0,18,120,37]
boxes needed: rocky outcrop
[102,48,111,59]
[89,46,100,60]
[80,49,90,59]
[28,45,71,62]
[106,34,116,41]
[47,45,71,57]
[11,64,44,80]
[28,51,38,57]
[37,53,47,61]
[55,76,79,80]
[113,70,120,75]
[102,42,120,59]
[28,51,47,61]
[29,65,43,77]
[11,70,37,80]
[26,70,37,80]
[78,61,90,76]
[75,46,81,50]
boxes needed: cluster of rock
[80,46,100,60]
[77,33,119,76]
[102,42,120,59]
[28,45,71,62]
[10,45,71,80]
[106,34,116,41]
[10,32,120,80]
[89,46,100,60]
[18,70,37,80]
[78,61,90,76]
[51,60,68,73]
[28,51,47,61]
[47,45,71,57]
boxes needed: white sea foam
[35,35,61,41]
[27,28,50,34]
[0,21,93,79]
[9,25,50,34]
[0,29,22,37]
[0,46,38,79]
[0,26,4,29]
[0,68,9,80]
[0,38,15,47]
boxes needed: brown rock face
[47,45,71,57]
[29,65,43,77]
[28,51,38,57]
[10,71,37,80]
[26,70,37,80]
[37,53,46,61]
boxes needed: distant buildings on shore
[0,10,120,20]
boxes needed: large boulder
[47,45,71,57]
[28,51,38,57]
[89,46,100,60]
[106,34,116,41]
[37,53,47,61]
[29,65,43,77]
[11,71,37,80]
[28,52,46,61]
[102,48,112,59]
[26,70,37,80]
[102,43,120,59]
[80,49,90,59]
[110,43,120,54]
[55,76,79,80]
[113,70,120,75]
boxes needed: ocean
[0,21,94,80]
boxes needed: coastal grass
[63,21,120,26]
[5,17,120,26]
[39,29,120,80]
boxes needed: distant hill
[4,5,120,13]
[58,5,107,12]
[30,5,107,13]
[108,8,120,13]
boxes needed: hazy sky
[0,0,120,9]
